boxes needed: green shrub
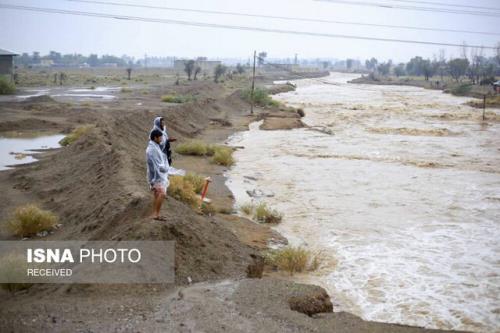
[211,146,234,166]
[0,76,16,95]
[253,203,282,223]
[451,84,472,96]
[0,255,33,292]
[59,125,92,146]
[6,204,58,237]
[167,176,200,207]
[240,87,275,107]
[121,87,132,93]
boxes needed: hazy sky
[0,0,498,62]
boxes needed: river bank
[0,70,470,332]
[349,75,500,108]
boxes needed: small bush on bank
[175,140,210,156]
[253,203,282,224]
[240,87,278,107]
[184,173,205,194]
[59,125,92,146]
[211,146,234,166]
[161,94,193,103]
[175,141,234,166]
[168,176,201,207]
[0,76,15,95]
[240,203,255,215]
[6,204,58,237]
[264,246,321,275]
[451,84,472,96]
[0,255,33,292]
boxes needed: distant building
[174,59,222,74]
[0,48,18,79]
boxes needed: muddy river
[226,73,500,332]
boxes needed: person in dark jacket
[150,116,176,166]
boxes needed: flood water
[226,73,500,332]
[0,86,120,102]
[0,134,65,170]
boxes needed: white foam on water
[226,73,500,332]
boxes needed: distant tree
[214,64,227,83]
[406,56,425,76]
[321,61,331,69]
[126,67,132,80]
[236,63,245,74]
[88,54,99,67]
[365,57,378,71]
[32,52,41,64]
[346,59,354,70]
[258,52,267,66]
[184,60,195,80]
[421,60,435,81]
[377,62,391,76]
[193,66,202,80]
[448,58,469,82]
[394,63,406,77]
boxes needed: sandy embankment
[0,73,468,332]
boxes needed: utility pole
[250,50,256,115]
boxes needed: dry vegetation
[0,255,34,292]
[6,204,58,237]
[264,246,321,275]
[254,203,283,224]
[161,94,194,103]
[175,141,235,166]
[239,202,283,224]
[59,125,93,146]
[167,176,201,208]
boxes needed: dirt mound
[5,87,260,284]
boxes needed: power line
[63,0,500,36]
[1,4,497,50]
[380,0,500,12]
[315,0,500,17]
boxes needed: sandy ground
[0,70,468,332]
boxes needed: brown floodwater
[226,73,500,332]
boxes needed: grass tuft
[161,94,194,103]
[239,203,255,215]
[59,125,92,146]
[167,176,201,207]
[184,173,205,194]
[175,140,210,156]
[0,255,33,292]
[211,146,234,166]
[264,246,321,275]
[6,204,58,237]
[175,141,234,166]
[253,203,282,224]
